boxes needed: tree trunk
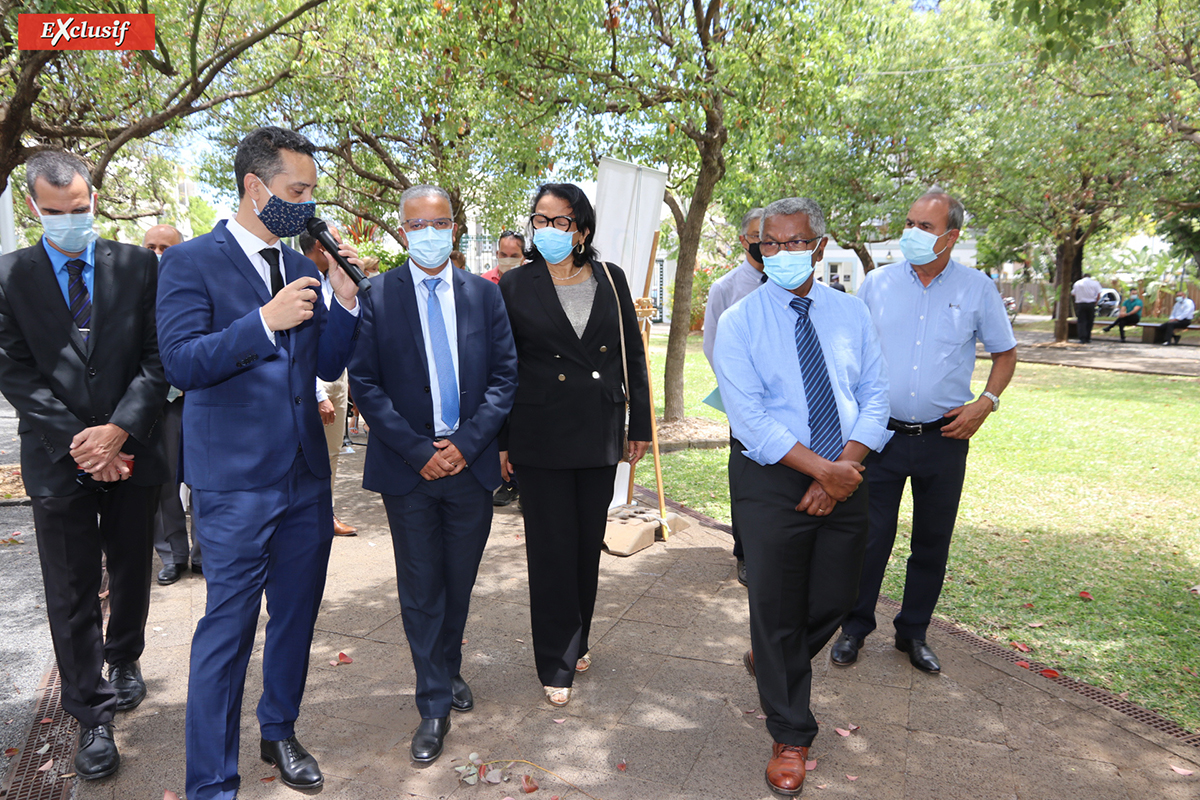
[850,242,876,275]
[1053,235,1079,342]
[662,146,722,422]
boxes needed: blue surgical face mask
[406,226,454,269]
[899,227,947,266]
[252,183,315,238]
[534,227,576,265]
[34,197,98,254]
[762,249,815,291]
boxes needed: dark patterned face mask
[252,183,315,238]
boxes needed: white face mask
[34,195,98,253]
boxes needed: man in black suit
[0,151,168,780]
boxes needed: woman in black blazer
[499,183,651,707]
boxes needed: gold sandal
[544,686,571,707]
[575,652,592,673]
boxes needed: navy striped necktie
[789,296,842,461]
[66,259,92,340]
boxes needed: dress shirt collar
[42,236,95,270]
[409,259,455,296]
[735,259,764,281]
[763,276,826,311]
[225,216,280,263]
[903,258,958,286]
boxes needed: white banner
[592,156,668,300]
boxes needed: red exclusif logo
[17,14,155,50]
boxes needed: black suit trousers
[518,462,618,688]
[1075,301,1097,342]
[31,480,159,728]
[842,433,969,641]
[731,448,869,746]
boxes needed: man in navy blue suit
[156,127,363,800]
[350,185,517,764]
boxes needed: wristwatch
[981,391,1000,412]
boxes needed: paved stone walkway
[48,449,1195,800]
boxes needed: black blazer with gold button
[499,256,651,469]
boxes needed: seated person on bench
[1102,294,1143,342]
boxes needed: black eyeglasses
[759,236,823,257]
[402,218,454,232]
[530,214,577,231]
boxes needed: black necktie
[261,248,284,296]
[760,272,768,284]
[66,259,92,339]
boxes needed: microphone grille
[305,216,327,235]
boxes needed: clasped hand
[70,423,132,482]
[421,439,465,481]
[795,459,864,517]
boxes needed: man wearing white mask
[0,150,169,780]
[831,190,1017,675]
[1161,291,1195,346]
[481,230,525,285]
[349,185,517,763]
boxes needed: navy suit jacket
[350,261,517,497]
[156,220,360,492]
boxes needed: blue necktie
[423,277,459,430]
[789,296,842,461]
[66,259,92,340]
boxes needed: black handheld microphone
[305,217,371,293]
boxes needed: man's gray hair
[740,207,764,236]
[762,197,826,237]
[400,184,454,220]
[25,151,93,199]
[922,187,966,231]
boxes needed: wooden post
[626,232,669,536]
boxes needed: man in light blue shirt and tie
[714,197,890,797]
[349,185,517,765]
[831,190,1017,675]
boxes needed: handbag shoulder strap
[600,261,630,403]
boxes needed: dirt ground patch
[655,416,728,445]
[0,464,25,499]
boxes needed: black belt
[887,417,951,436]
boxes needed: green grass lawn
[645,333,1200,731]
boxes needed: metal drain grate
[0,664,78,800]
[636,484,1200,748]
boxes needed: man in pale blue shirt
[831,190,1017,675]
[714,197,890,797]
[703,206,764,586]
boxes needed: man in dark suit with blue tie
[350,185,517,764]
[156,127,363,800]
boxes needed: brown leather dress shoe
[333,515,358,536]
[765,742,808,796]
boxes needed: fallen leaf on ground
[553,718,565,724]
[1027,622,1044,628]
[1040,669,1060,679]
[462,638,468,644]
[617,758,627,772]
[1021,603,1034,609]
[261,775,276,782]
[1011,642,1031,653]
[816,784,828,789]
[1170,765,1194,776]
[1119,691,1130,699]
[1188,586,1199,595]
[848,723,860,732]
[520,773,538,792]
[98,590,109,600]
[1183,667,1198,677]
[39,717,52,724]
[835,728,851,737]
[337,652,353,664]
[1078,591,1094,601]
[36,743,49,755]
[515,638,525,643]
[60,772,75,778]
[164,792,181,800]
[328,660,338,666]
[846,774,858,781]
[805,759,817,771]
[1015,661,1031,669]
[37,758,53,772]
[756,714,767,720]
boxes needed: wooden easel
[626,231,669,537]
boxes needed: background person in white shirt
[702,206,764,587]
[1162,292,1196,346]
[1071,273,1103,343]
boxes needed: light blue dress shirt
[713,280,892,466]
[410,259,460,436]
[857,259,1017,424]
[42,237,95,309]
[703,259,766,368]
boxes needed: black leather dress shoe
[450,675,474,712]
[157,562,184,585]
[75,723,119,780]
[108,661,146,711]
[895,637,941,673]
[830,633,864,666]
[411,717,450,763]
[191,562,203,575]
[260,736,323,789]
[737,559,748,587]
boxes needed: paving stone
[1010,752,1132,800]
[908,675,1007,743]
[904,731,1016,800]
[811,678,911,728]
[620,656,757,734]
[1118,765,1200,800]
[622,594,703,628]
[976,676,1077,724]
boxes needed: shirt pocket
[935,306,974,345]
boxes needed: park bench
[1136,321,1200,344]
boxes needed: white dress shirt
[1171,296,1196,320]
[409,259,461,436]
[1071,277,1102,303]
